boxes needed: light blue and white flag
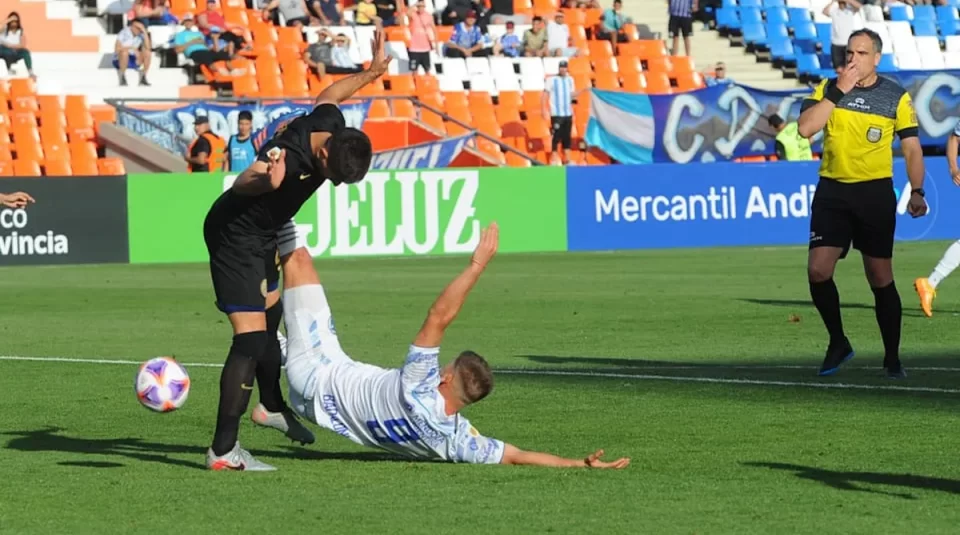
[585,89,655,165]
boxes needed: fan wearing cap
[542,61,582,165]
[493,20,522,57]
[444,10,490,58]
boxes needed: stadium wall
[1,158,959,267]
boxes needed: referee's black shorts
[551,116,573,150]
[809,177,896,259]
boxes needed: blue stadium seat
[740,0,761,7]
[722,0,738,8]
[716,7,740,30]
[815,22,832,49]
[769,38,796,64]
[937,5,959,20]
[765,7,788,24]
[818,52,833,69]
[889,5,912,21]
[787,7,812,25]
[877,54,898,73]
[740,7,763,24]
[914,5,936,20]
[796,53,820,82]
[742,23,768,48]
[941,18,960,36]
[913,19,939,36]
[763,0,785,7]
[766,22,788,39]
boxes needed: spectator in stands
[263,0,312,27]
[225,111,257,171]
[564,0,602,7]
[0,13,35,80]
[407,0,436,73]
[198,0,251,55]
[668,0,695,56]
[547,11,579,57]
[173,15,239,77]
[305,29,364,76]
[187,115,225,172]
[768,114,813,162]
[523,16,549,57]
[542,61,582,166]
[113,20,152,86]
[824,0,864,73]
[350,0,383,27]
[445,11,491,57]
[309,0,343,24]
[375,0,399,26]
[489,0,527,24]
[597,0,632,45]
[494,21,523,57]
[442,0,483,26]
[130,0,178,26]
[703,61,731,86]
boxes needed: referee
[797,28,927,379]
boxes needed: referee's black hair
[325,128,372,184]
[848,28,883,54]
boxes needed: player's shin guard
[872,281,902,362]
[255,303,287,413]
[809,278,845,344]
[211,331,267,456]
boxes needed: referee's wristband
[824,84,845,105]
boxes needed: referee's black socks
[809,278,846,345]
[872,281,902,362]
[256,302,287,414]
[211,331,265,456]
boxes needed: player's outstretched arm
[413,222,499,348]
[501,444,630,469]
[315,28,393,107]
[948,131,960,185]
[231,149,287,196]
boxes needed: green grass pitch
[2,242,960,534]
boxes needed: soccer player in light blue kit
[275,222,630,469]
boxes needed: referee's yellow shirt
[801,77,919,184]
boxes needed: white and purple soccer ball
[135,356,191,413]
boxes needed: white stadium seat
[439,74,466,91]
[494,75,521,91]
[469,74,496,93]
[489,57,516,76]
[517,57,545,79]
[465,57,491,76]
[864,22,894,54]
[944,52,960,68]
[895,52,923,70]
[441,58,469,80]
[946,35,960,53]
[520,73,546,91]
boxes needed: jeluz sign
[223,169,481,257]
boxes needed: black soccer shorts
[809,177,897,259]
[668,15,694,38]
[203,219,281,314]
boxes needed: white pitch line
[2,355,960,394]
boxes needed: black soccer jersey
[205,104,346,246]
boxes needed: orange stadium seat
[367,99,391,119]
[42,140,70,162]
[594,71,620,90]
[592,56,617,75]
[587,40,613,59]
[521,91,542,114]
[0,126,9,146]
[0,145,11,162]
[70,141,98,165]
[671,56,696,74]
[71,158,99,176]
[621,72,647,93]
[495,105,521,126]
[446,107,473,136]
[645,72,673,94]
[617,55,643,75]
[0,160,13,176]
[676,71,704,92]
[644,56,672,74]
[391,99,417,119]
[567,57,591,76]
[11,94,39,116]
[64,96,95,141]
[390,74,416,95]
[98,158,126,176]
[442,91,469,111]
[15,138,44,163]
[415,75,440,94]
[233,75,260,97]
[562,8,586,26]
[45,160,73,176]
[13,160,42,177]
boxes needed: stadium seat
[13,159,42,177]
[98,158,126,176]
[770,39,797,65]
[0,161,12,177]
[945,51,960,68]
[947,35,960,52]
[889,5,912,21]
[741,7,763,24]
[913,5,936,20]
[787,7,812,26]
[913,19,938,37]
[45,160,73,176]
[766,7,789,24]
[877,54,897,72]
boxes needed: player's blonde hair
[453,351,494,405]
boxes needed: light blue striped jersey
[546,74,575,117]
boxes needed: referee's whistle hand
[907,195,928,218]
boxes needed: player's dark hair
[325,128,372,184]
[454,351,494,404]
[238,110,253,121]
[767,114,783,129]
[848,28,882,54]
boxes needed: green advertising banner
[127,167,567,264]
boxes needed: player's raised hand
[584,449,630,469]
[470,222,499,270]
[267,149,287,189]
[0,191,35,209]
[368,27,393,76]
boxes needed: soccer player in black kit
[202,29,393,471]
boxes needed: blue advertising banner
[566,157,956,252]
[369,134,472,170]
[118,100,371,155]
[586,70,960,164]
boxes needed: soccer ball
[135,356,191,413]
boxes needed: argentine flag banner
[585,89,655,165]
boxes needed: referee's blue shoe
[818,338,855,376]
